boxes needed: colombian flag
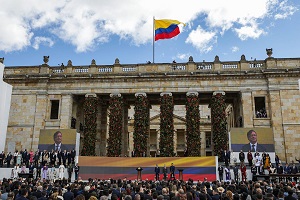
[155,19,185,41]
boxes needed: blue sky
[0,0,299,67]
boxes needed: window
[254,97,267,118]
[206,132,211,148]
[50,100,60,119]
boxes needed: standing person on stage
[0,151,5,167]
[42,164,48,180]
[291,163,298,183]
[162,164,168,181]
[67,163,73,180]
[170,163,175,180]
[284,163,291,182]
[49,164,56,182]
[240,163,247,182]
[225,166,231,181]
[222,149,230,167]
[233,164,239,182]
[6,152,12,168]
[277,163,284,182]
[74,163,80,180]
[70,149,76,164]
[62,150,68,166]
[13,164,19,179]
[36,162,42,179]
[33,151,39,167]
[59,163,65,179]
[251,164,257,181]
[154,164,160,181]
[218,165,224,181]
[239,150,245,164]
[247,150,253,167]
[13,150,18,165]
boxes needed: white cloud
[274,0,298,19]
[33,37,54,50]
[0,13,33,52]
[234,22,266,40]
[185,26,217,53]
[0,0,297,53]
[176,53,190,61]
[231,46,239,53]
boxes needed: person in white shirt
[13,164,20,179]
[59,164,65,179]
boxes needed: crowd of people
[0,149,79,182]
[1,148,300,200]
[1,174,300,200]
[218,149,300,188]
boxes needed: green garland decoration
[186,94,201,156]
[133,95,149,157]
[211,93,228,159]
[107,95,123,157]
[159,94,174,157]
[81,96,98,156]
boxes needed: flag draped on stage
[154,19,185,41]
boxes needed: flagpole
[153,16,155,64]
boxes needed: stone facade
[2,55,300,162]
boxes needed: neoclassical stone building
[2,50,300,162]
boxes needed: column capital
[160,92,172,97]
[85,93,97,98]
[109,93,122,97]
[186,91,199,97]
[213,91,225,96]
[135,92,147,97]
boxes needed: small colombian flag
[154,19,185,41]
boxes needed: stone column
[133,93,150,157]
[268,90,286,161]
[60,93,73,129]
[107,93,124,157]
[159,92,174,157]
[95,98,102,156]
[186,91,201,156]
[123,104,129,156]
[32,92,48,150]
[240,90,253,127]
[100,102,108,156]
[211,91,227,158]
[82,93,98,156]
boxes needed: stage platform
[77,156,218,181]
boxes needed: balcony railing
[4,57,300,77]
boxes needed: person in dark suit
[222,149,230,166]
[169,163,175,180]
[218,165,224,181]
[0,151,5,167]
[247,150,253,166]
[155,164,160,181]
[241,130,266,152]
[6,152,12,168]
[47,131,68,152]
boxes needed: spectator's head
[256,193,263,200]
[247,130,257,144]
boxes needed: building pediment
[150,114,186,124]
